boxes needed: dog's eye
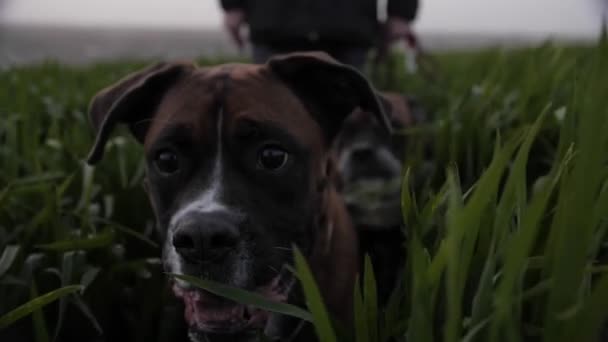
[257,145,288,171]
[154,149,180,175]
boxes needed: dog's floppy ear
[267,51,391,141]
[86,61,195,164]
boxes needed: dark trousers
[252,44,369,71]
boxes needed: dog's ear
[267,51,391,141]
[86,61,195,164]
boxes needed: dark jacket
[220,0,419,49]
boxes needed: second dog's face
[333,94,417,228]
[335,108,404,186]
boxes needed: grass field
[1,36,608,342]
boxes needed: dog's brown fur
[86,52,389,340]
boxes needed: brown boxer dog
[86,52,390,341]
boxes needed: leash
[402,32,443,84]
[371,30,444,88]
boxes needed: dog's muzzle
[172,269,294,340]
[166,211,294,339]
[172,211,241,265]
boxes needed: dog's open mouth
[172,274,292,335]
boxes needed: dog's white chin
[172,275,290,337]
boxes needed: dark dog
[335,92,426,221]
[335,93,415,199]
[86,52,390,341]
[333,92,426,303]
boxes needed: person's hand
[386,16,415,47]
[223,9,246,49]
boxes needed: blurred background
[0,0,605,67]
[2,1,608,342]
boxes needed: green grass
[1,38,607,342]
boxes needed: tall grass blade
[483,108,549,340]
[353,276,369,342]
[444,168,464,342]
[31,282,50,342]
[293,246,337,342]
[0,285,83,329]
[408,231,433,342]
[543,72,608,341]
[0,245,20,277]
[492,151,566,340]
[170,274,313,322]
[561,272,608,341]
[92,217,159,248]
[363,255,378,342]
[35,229,115,252]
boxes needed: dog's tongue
[172,275,290,332]
[174,285,244,328]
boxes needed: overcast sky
[0,0,603,37]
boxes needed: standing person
[603,0,608,30]
[219,0,419,70]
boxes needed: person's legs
[330,47,369,72]
[253,44,369,71]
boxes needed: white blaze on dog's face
[85,53,390,339]
[163,106,235,288]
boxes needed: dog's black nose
[172,211,240,263]
[351,146,375,162]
